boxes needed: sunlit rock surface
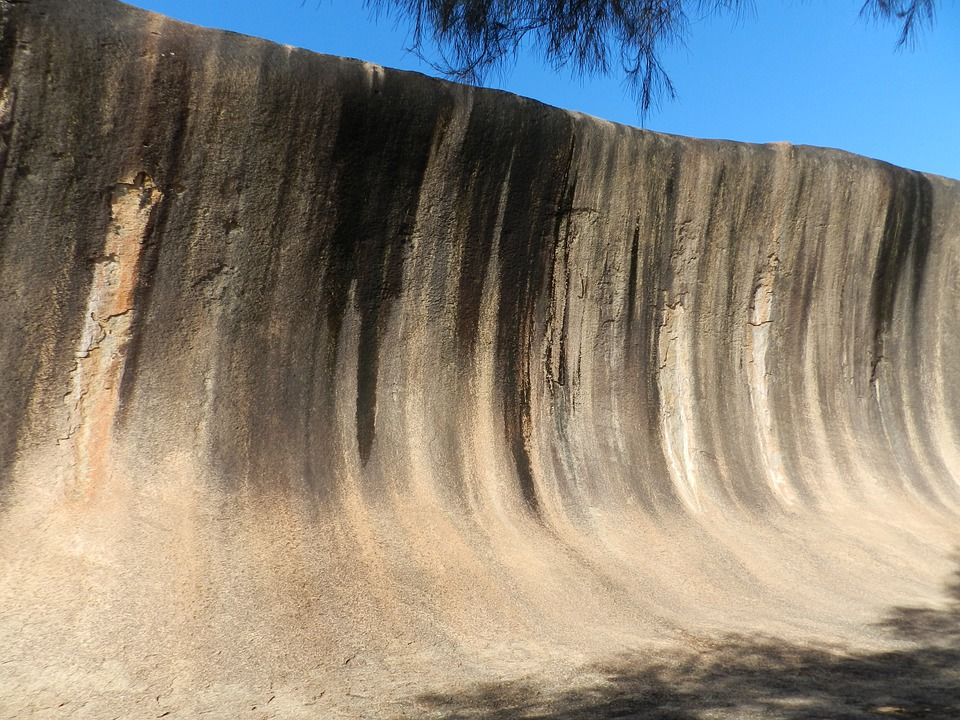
[1,1,959,717]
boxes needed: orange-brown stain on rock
[63,173,162,500]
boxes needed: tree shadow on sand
[401,561,960,719]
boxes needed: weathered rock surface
[1,0,959,717]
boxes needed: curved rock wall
[1,1,959,716]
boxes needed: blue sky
[126,1,959,180]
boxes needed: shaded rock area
[1,0,959,717]
[404,569,960,719]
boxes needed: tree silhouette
[367,0,942,115]
[862,0,939,48]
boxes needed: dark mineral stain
[322,71,443,467]
[114,78,193,424]
[494,112,577,515]
[871,170,933,385]
[453,97,516,357]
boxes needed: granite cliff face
[1,1,959,716]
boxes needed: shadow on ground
[401,561,960,719]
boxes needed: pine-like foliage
[861,0,939,48]
[367,0,941,115]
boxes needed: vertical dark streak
[112,25,205,426]
[647,153,690,513]
[787,169,816,360]
[323,73,439,468]
[454,107,510,354]
[870,171,933,386]
[355,314,380,465]
[869,169,938,499]
[496,114,576,515]
[553,218,573,389]
[114,94,192,423]
[0,22,14,195]
[0,7,120,493]
[455,98,521,357]
[112,186,166,427]
[547,144,577,390]
[626,219,641,335]
[0,17,25,492]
